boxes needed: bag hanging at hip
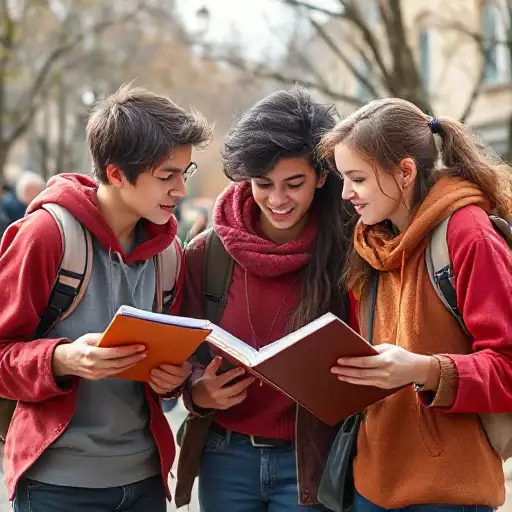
[317,271,379,512]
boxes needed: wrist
[414,355,434,386]
[413,355,441,391]
[52,343,71,377]
[190,382,204,407]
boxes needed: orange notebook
[98,306,211,382]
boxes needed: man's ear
[106,164,125,187]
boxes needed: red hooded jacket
[0,174,184,500]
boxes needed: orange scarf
[354,177,490,271]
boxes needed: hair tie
[428,117,442,135]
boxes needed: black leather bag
[317,272,379,512]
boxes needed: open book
[99,305,397,425]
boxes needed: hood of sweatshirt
[27,173,177,263]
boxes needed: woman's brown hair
[319,97,512,300]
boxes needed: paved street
[1,411,511,512]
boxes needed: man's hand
[52,333,147,380]
[191,357,255,410]
[149,362,192,395]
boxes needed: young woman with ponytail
[323,98,512,512]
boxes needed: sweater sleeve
[426,206,512,413]
[0,210,78,402]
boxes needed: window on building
[356,57,374,103]
[483,2,499,82]
[482,0,510,84]
[419,29,432,92]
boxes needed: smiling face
[251,156,326,243]
[111,144,195,225]
[335,143,415,230]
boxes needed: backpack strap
[192,228,234,367]
[36,204,93,339]
[426,211,512,336]
[154,237,182,313]
[489,214,512,248]
[425,215,468,335]
[203,228,234,324]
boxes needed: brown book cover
[248,319,395,425]
[205,314,399,426]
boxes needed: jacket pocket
[417,405,444,457]
[202,431,226,453]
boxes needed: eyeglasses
[183,162,197,182]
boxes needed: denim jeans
[353,490,494,512]
[198,429,327,512]
[13,475,166,512]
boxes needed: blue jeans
[353,490,494,512]
[13,475,166,512]
[198,430,327,512]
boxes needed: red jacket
[432,205,512,412]
[0,174,184,500]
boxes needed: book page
[118,305,211,330]
[255,312,337,364]
[207,326,259,367]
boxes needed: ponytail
[432,117,512,218]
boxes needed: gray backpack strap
[489,214,512,248]
[154,238,182,313]
[36,204,93,338]
[425,215,468,335]
[203,228,234,324]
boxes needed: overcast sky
[175,0,337,60]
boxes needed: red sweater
[0,174,184,500]
[182,182,358,440]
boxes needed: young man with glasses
[0,84,212,512]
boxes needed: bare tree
[0,0,153,184]
[210,0,509,132]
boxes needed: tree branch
[6,3,145,145]
[282,0,344,18]
[309,17,380,98]
[216,54,363,105]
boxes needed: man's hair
[86,84,214,184]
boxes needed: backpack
[175,228,233,447]
[0,203,182,441]
[425,212,512,460]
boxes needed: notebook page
[254,312,337,364]
[118,305,211,330]
[207,326,259,367]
